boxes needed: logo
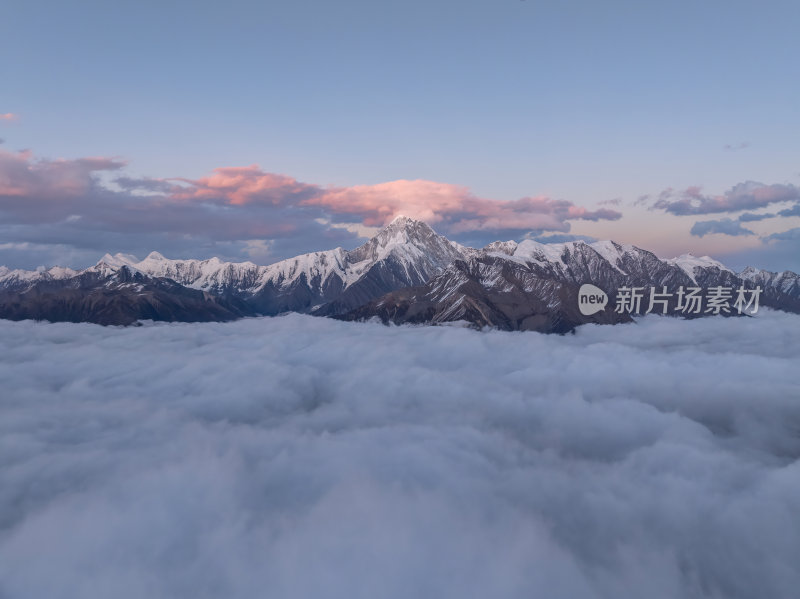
[578,284,608,315]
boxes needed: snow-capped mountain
[337,234,800,332]
[0,265,79,291]
[340,253,633,333]
[738,266,800,313]
[0,262,255,325]
[310,216,465,315]
[85,215,465,315]
[98,251,268,294]
[1,216,798,329]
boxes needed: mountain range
[2,216,798,332]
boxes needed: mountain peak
[144,251,166,261]
[383,214,427,231]
[96,253,137,268]
[341,215,457,271]
[373,215,438,246]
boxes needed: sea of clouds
[1,312,799,599]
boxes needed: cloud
[0,149,621,269]
[114,176,177,194]
[0,149,125,200]
[653,181,800,216]
[724,141,750,151]
[738,211,775,222]
[0,312,798,598]
[170,166,319,206]
[0,149,364,269]
[171,168,622,233]
[765,227,800,242]
[0,113,18,121]
[778,203,800,218]
[690,218,755,237]
[716,226,800,273]
[528,233,598,244]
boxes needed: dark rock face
[312,255,453,317]
[737,267,800,314]
[249,272,346,316]
[338,256,633,334]
[0,266,255,326]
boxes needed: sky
[1,312,799,598]
[1,0,799,271]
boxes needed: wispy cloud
[738,211,775,222]
[690,218,755,237]
[724,141,750,151]
[652,181,800,216]
[0,150,125,200]
[0,113,18,121]
[778,204,800,218]
[765,227,800,242]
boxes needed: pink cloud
[305,179,620,232]
[170,166,316,205]
[169,168,620,233]
[0,113,18,121]
[307,180,476,226]
[0,149,125,199]
[0,150,622,265]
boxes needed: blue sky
[1,0,799,270]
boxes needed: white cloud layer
[1,313,799,599]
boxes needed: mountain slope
[96,216,466,315]
[339,255,633,333]
[310,216,465,315]
[0,265,79,292]
[738,266,800,313]
[338,236,800,331]
[0,263,255,325]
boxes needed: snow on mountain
[97,253,140,268]
[484,239,633,275]
[587,240,637,274]
[665,253,733,283]
[260,248,349,289]
[0,265,80,290]
[130,253,266,294]
[340,252,633,333]
[739,266,800,297]
[0,261,256,326]
[344,215,463,280]
[481,240,518,256]
[511,239,570,265]
[93,216,468,315]
[307,216,468,315]
[84,260,129,279]
[340,227,800,330]
[0,217,456,317]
